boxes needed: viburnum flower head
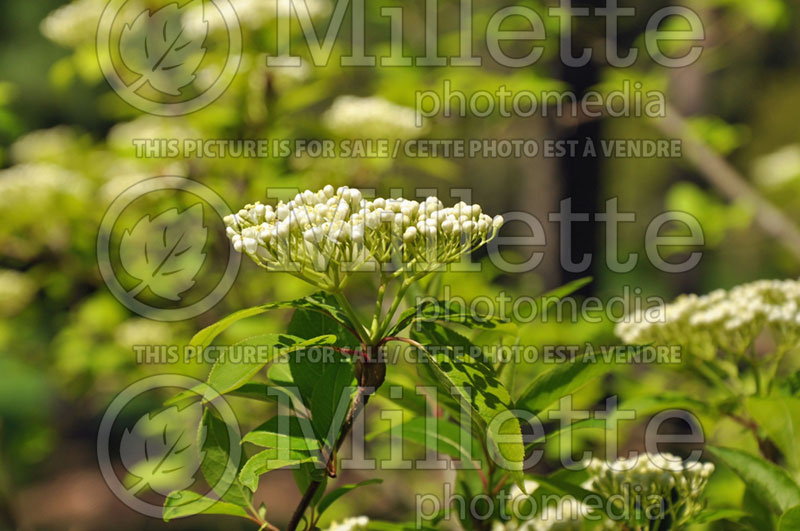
[616,279,800,358]
[586,452,714,527]
[224,186,503,290]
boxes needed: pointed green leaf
[709,446,800,514]
[610,392,714,423]
[693,509,750,524]
[189,292,357,353]
[388,299,508,338]
[779,505,800,530]
[163,490,250,521]
[527,417,608,447]
[309,359,356,445]
[317,479,383,517]
[239,448,315,492]
[366,416,480,463]
[517,353,618,415]
[411,322,525,488]
[198,409,250,506]
[242,415,320,453]
[746,397,800,470]
[207,333,335,395]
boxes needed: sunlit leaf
[163,490,250,522]
[709,446,800,514]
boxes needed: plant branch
[651,105,800,262]
[287,365,380,531]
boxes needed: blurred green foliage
[0,0,799,528]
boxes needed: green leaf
[536,277,592,316]
[309,358,356,445]
[387,298,509,338]
[163,490,251,521]
[287,300,358,445]
[207,333,335,395]
[517,353,618,415]
[267,362,294,386]
[527,417,608,447]
[389,278,591,337]
[708,446,800,514]
[692,509,750,524]
[411,322,525,488]
[288,292,362,348]
[198,409,250,506]
[188,292,357,353]
[242,415,321,453]
[609,392,715,423]
[541,276,592,298]
[239,448,316,492]
[366,416,480,462]
[189,301,295,352]
[165,382,289,407]
[374,372,430,415]
[746,396,800,470]
[781,370,800,396]
[779,505,800,530]
[316,478,383,517]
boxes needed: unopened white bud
[243,237,258,254]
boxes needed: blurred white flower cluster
[616,279,800,358]
[323,96,426,140]
[225,186,503,289]
[10,127,80,164]
[182,0,330,35]
[0,163,88,208]
[496,453,713,530]
[40,0,106,47]
[324,516,369,531]
[0,270,37,317]
[497,479,592,531]
[754,144,800,188]
[587,452,714,528]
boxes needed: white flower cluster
[183,0,329,36]
[324,516,369,531]
[754,144,800,188]
[0,270,37,317]
[108,116,199,153]
[616,279,800,358]
[10,127,79,164]
[0,163,88,209]
[587,452,714,527]
[496,480,591,531]
[225,186,503,289]
[323,96,426,140]
[496,454,713,530]
[41,0,106,47]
